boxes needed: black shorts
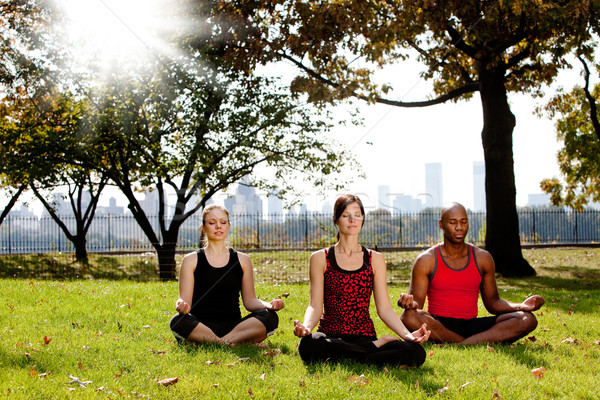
[170,309,279,342]
[432,314,498,338]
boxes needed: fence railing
[1,209,599,254]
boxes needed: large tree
[541,57,600,210]
[1,0,64,223]
[78,54,351,280]
[211,0,600,276]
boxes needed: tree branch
[578,55,600,142]
[279,52,479,107]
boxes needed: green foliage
[540,64,600,211]
[1,248,600,399]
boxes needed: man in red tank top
[397,202,545,344]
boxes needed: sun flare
[60,0,178,71]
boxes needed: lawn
[1,247,599,399]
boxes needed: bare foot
[373,335,400,348]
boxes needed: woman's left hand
[405,323,431,343]
[269,299,284,311]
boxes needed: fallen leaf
[143,325,151,329]
[157,377,178,386]
[527,336,537,342]
[414,380,419,388]
[428,350,434,357]
[382,367,390,374]
[437,380,449,393]
[38,373,48,378]
[562,337,578,344]
[259,373,266,380]
[238,357,250,362]
[263,348,281,357]
[24,352,32,358]
[348,374,370,387]
[42,336,52,346]
[459,382,472,392]
[67,375,92,388]
[280,293,290,298]
[248,387,254,396]
[299,380,306,387]
[532,367,546,378]
[96,386,105,391]
[492,388,503,399]
[115,368,123,378]
[211,384,219,388]
[594,340,600,345]
[487,346,495,352]
[29,367,36,377]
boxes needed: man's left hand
[520,295,545,311]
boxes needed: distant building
[321,200,332,214]
[97,197,125,216]
[425,162,443,208]
[473,161,486,212]
[378,184,391,211]
[392,194,422,214]
[527,193,551,208]
[8,205,36,218]
[224,177,263,216]
[267,191,284,222]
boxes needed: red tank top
[426,244,482,319]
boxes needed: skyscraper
[378,184,391,211]
[425,162,443,208]
[473,161,486,212]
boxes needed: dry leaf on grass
[532,367,546,378]
[67,375,92,388]
[492,388,503,399]
[157,377,178,387]
[562,337,578,344]
[348,374,370,387]
[437,380,449,393]
[459,382,472,392]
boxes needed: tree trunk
[157,237,178,281]
[479,68,536,277]
[73,235,88,263]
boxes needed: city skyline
[8,159,556,218]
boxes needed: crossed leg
[186,317,267,346]
[401,309,538,345]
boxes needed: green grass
[1,248,600,399]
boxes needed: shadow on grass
[0,253,160,281]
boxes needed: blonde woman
[170,205,283,345]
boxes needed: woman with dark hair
[170,204,284,345]
[293,194,430,366]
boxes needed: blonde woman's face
[202,209,230,241]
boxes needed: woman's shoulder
[310,248,327,260]
[180,250,199,269]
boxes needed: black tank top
[190,248,243,321]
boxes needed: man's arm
[478,248,545,314]
[398,250,434,310]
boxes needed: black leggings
[297,332,426,367]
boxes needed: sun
[60,0,177,71]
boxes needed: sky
[4,0,583,215]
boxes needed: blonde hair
[200,205,231,247]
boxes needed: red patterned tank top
[317,246,376,338]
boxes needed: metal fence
[1,209,599,254]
